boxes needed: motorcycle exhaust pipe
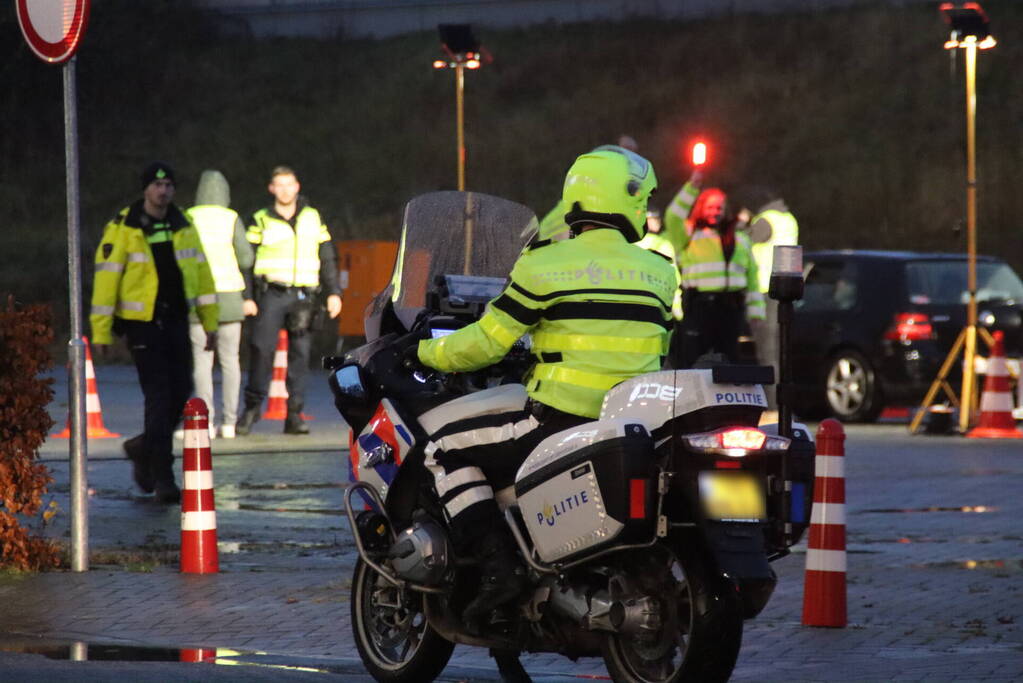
[546,585,661,637]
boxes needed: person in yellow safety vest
[415,147,675,635]
[183,170,254,440]
[90,161,218,504]
[236,165,343,436]
[738,191,799,402]
[671,186,764,368]
[537,134,640,242]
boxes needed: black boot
[123,434,154,493]
[235,405,261,436]
[462,527,528,636]
[152,460,180,505]
[283,412,309,435]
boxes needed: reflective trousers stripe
[445,485,494,518]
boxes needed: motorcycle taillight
[683,427,790,457]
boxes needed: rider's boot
[463,525,528,636]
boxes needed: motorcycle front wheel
[600,543,743,683]
[351,558,454,682]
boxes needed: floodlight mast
[910,3,997,435]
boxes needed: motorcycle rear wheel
[600,544,743,683]
[351,558,455,682]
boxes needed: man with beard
[236,166,342,435]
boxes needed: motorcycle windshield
[366,191,538,338]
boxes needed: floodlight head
[438,24,479,57]
[940,2,996,49]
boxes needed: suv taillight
[884,312,933,341]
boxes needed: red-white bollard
[181,398,219,574]
[180,648,217,663]
[802,418,847,627]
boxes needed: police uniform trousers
[673,289,745,368]
[121,311,193,483]
[423,400,588,550]
[244,285,312,414]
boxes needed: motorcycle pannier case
[514,419,656,563]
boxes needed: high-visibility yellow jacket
[749,203,799,293]
[678,227,765,320]
[636,230,683,320]
[247,204,331,288]
[418,228,677,418]
[90,202,218,345]
[662,180,701,253]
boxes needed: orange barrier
[180,398,219,574]
[802,418,847,627]
[967,331,1023,439]
[51,336,119,439]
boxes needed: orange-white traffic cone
[967,331,1023,439]
[263,330,290,419]
[51,336,119,439]
[802,418,847,628]
[262,329,313,421]
[181,398,219,574]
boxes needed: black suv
[790,250,1023,422]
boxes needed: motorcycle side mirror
[323,355,346,371]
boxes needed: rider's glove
[402,343,426,372]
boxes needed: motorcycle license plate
[698,471,765,522]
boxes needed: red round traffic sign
[16,0,90,65]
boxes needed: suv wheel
[824,350,882,422]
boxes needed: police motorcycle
[326,191,815,683]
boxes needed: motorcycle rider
[415,147,677,633]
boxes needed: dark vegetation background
[2,0,1022,352]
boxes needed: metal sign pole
[63,57,89,572]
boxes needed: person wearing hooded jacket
[414,146,675,634]
[90,161,218,503]
[184,170,254,439]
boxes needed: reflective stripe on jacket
[662,180,700,253]
[247,205,330,287]
[750,208,799,293]
[679,228,765,320]
[636,230,683,320]
[187,205,245,293]
[418,229,677,418]
[90,202,218,345]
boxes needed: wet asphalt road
[8,364,1023,680]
